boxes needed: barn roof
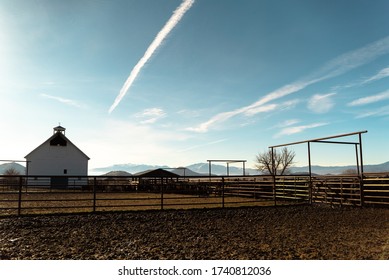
[134,168,180,178]
[25,131,90,160]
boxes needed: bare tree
[4,167,20,176]
[255,147,295,175]
[2,167,21,189]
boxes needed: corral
[3,131,385,215]
[1,174,389,260]
[0,173,388,216]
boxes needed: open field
[0,191,282,216]
[0,205,388,260]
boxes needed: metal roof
[134,168,180,178]
[25,129,90,160]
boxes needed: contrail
[109,0,195,113]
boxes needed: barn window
[64,169,67,174]
[50,134,67,146]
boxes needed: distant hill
[290,161,389,175]
[186,163,259,176]
[0,163,26,175]
[2,160,387,176]
[102,171,132,176]
[170,167,204,176]
[91,162,259,176]
[91,161,389,176]
[92,163,169,175]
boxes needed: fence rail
[1,173,388,216]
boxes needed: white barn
[25,126,90,188]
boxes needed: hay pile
[0,205,388,259]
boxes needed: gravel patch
[0,205,388,260]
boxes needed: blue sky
[2,0,389,171]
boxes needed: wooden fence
[0,173,388,216]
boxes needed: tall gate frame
[207,160,247,176]
[269,131,368,206]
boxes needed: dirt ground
[0,205,388,260]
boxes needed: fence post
[222,177,225,208]
[359,176,364,207]
[93,177,97,212]
[340,177,343,207]
[161,177,164,210]
[271,148,276,206]
[18,176,23,216]
[357,133,365,207]
[273,175,277,207]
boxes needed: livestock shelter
[24,126,90,188]
[134,168,180,190]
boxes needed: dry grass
[0,190,280,216]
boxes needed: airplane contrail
[109,0,195,113]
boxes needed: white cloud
[40,93,83,108]
[244,103,278,116]
[308,93,336,113]
[348,90,389,106]
[276,119,301,128]
[189,35,389,133]
[244,99,300,116]
[362,67,389,84]
[186,81,312,133]
[274,122,328,138]
[333,66,389,90]
[310,36,389,81]
[187,94,304,134]
[355,111,379,119]
[135,107,166,124]
[355,105,389,119]
[186,109,241,133]
[279,99,300,111]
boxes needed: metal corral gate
[275,174,389,207]
[310,176,362,206]
[273,175,361,206]
[274,176,311,204]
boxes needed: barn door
[51,177,68,189]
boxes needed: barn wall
[26,143,88,176]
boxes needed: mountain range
[92,161,389,176]
[2,161,389,176]
[92,162,256,176]
[290,161,389,175]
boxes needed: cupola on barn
[25,126,90,188]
